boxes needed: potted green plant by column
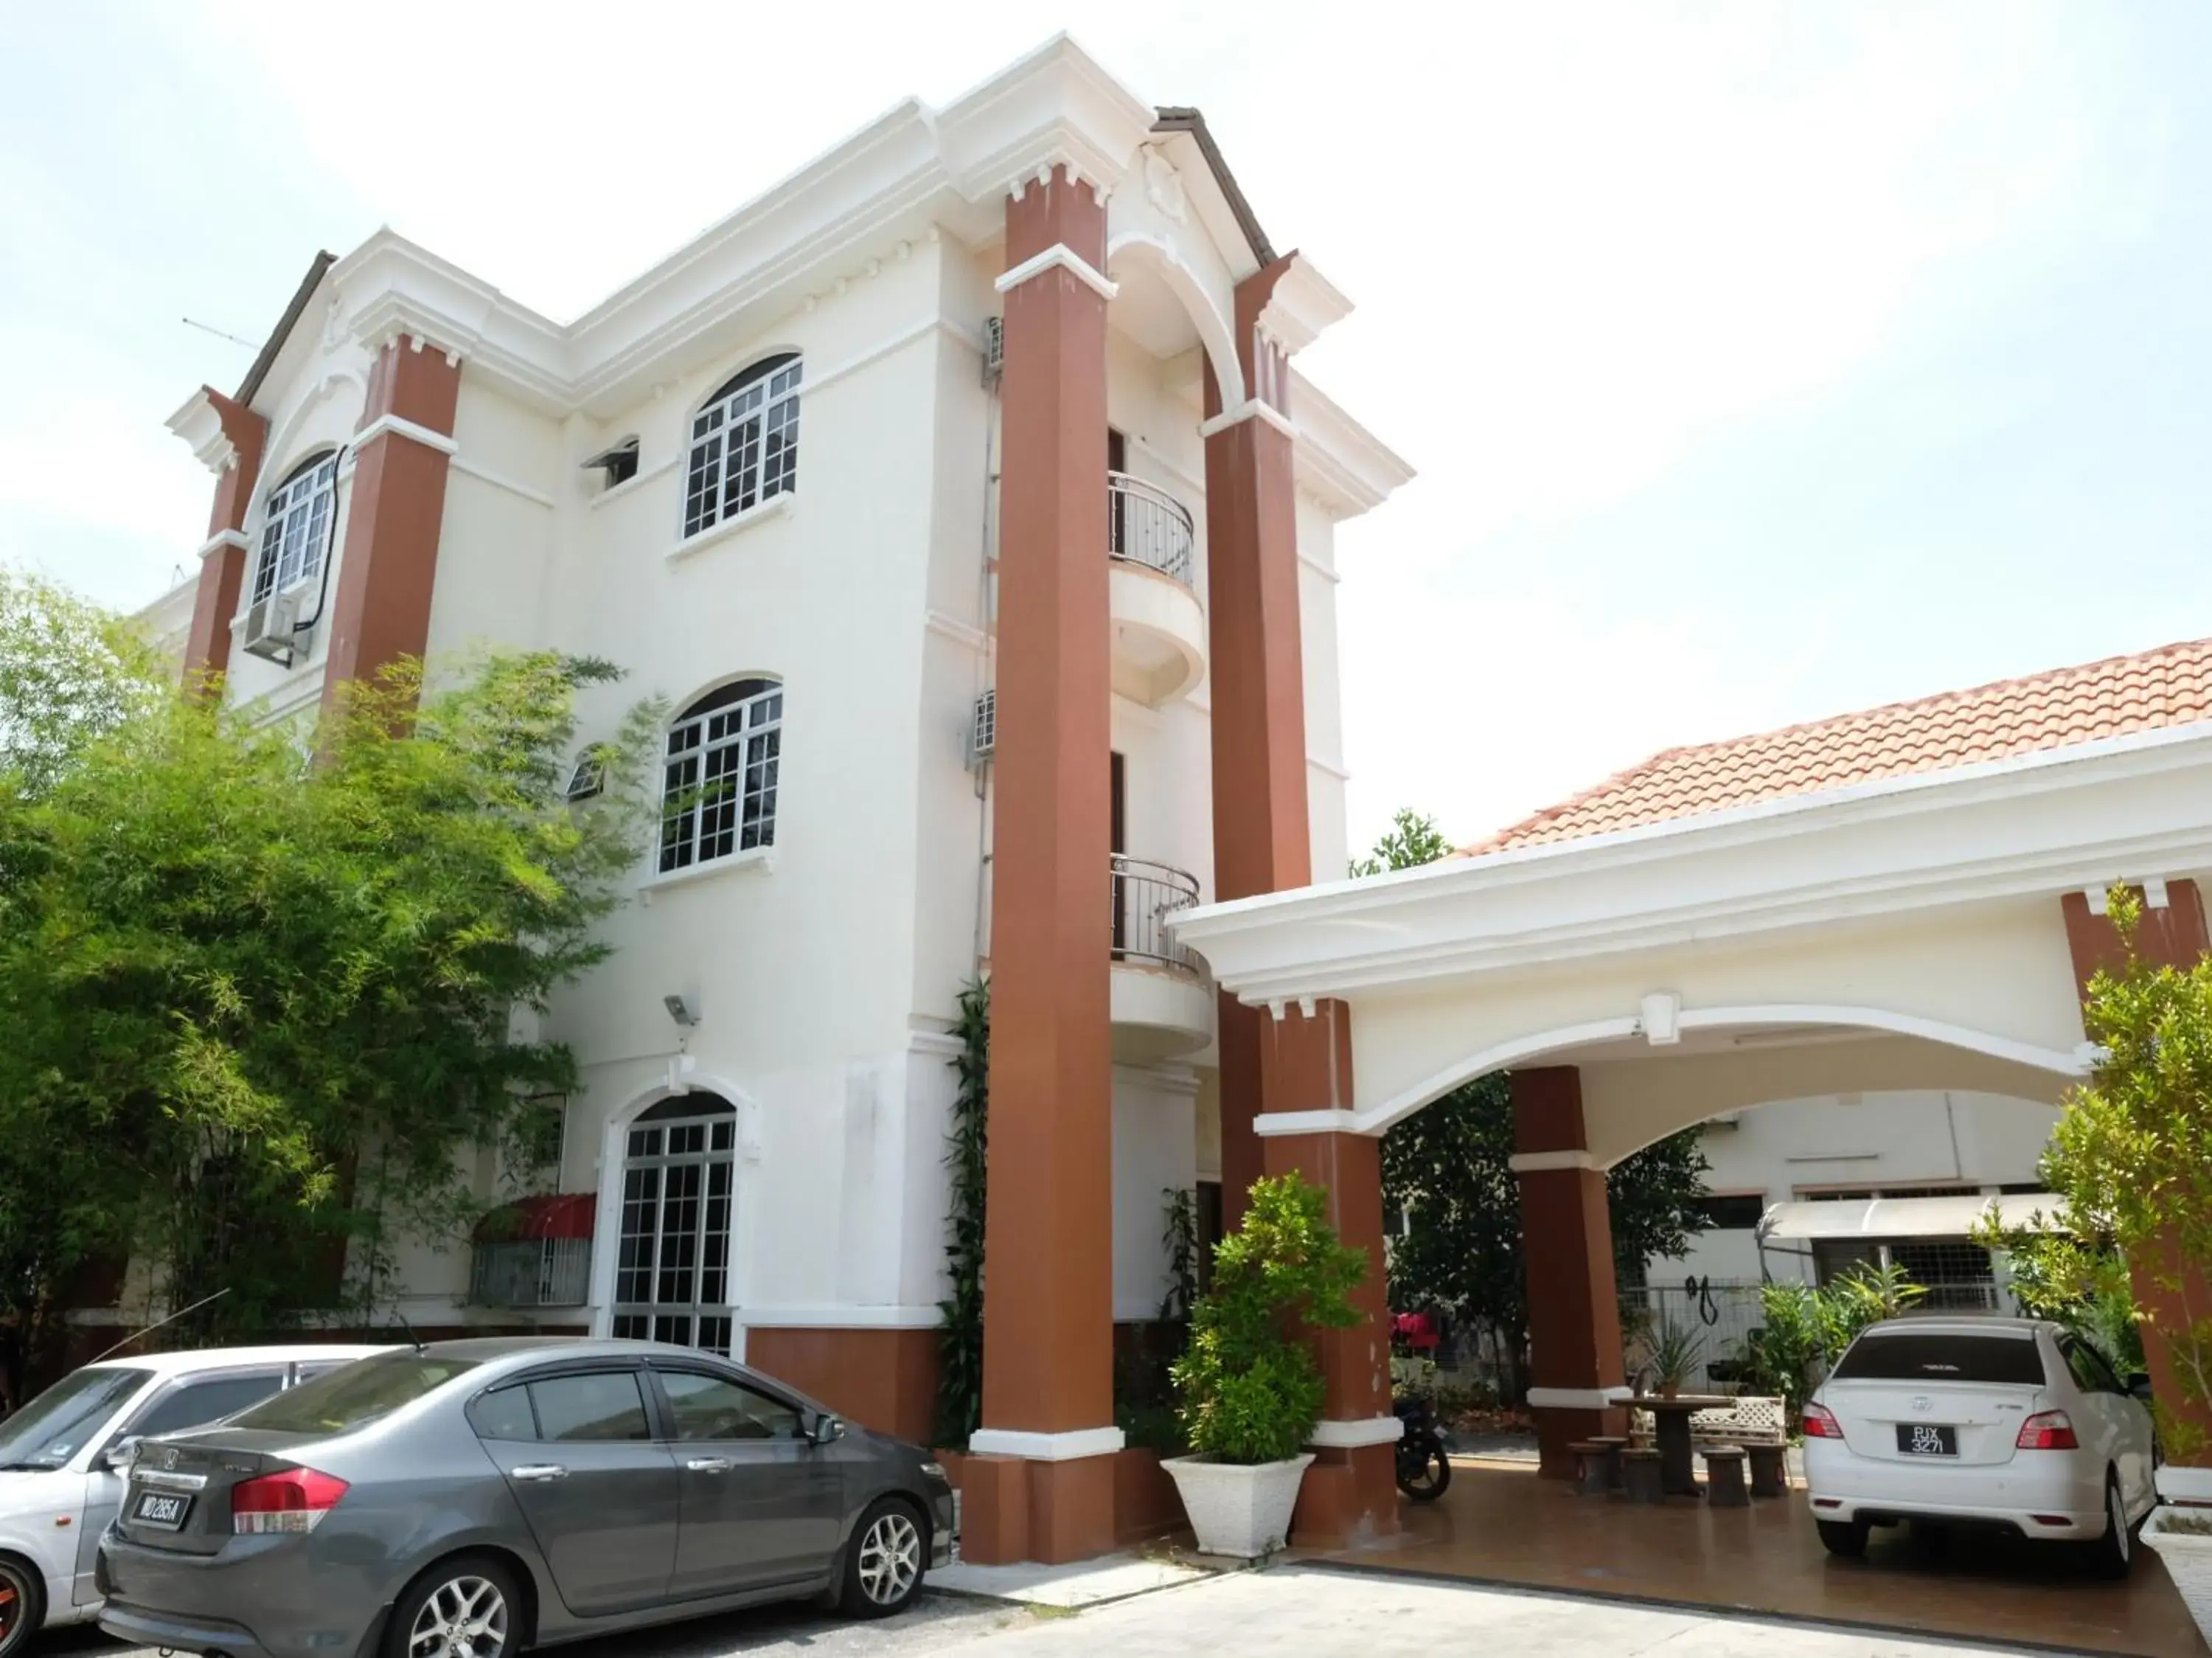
[1165,1171,1367,1558]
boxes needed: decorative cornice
[354,412,459,456]
[995,242,1119,302]
[1508,1149,1599,1173]
[195,529,251,561]
[1255,252,1353,355]
[448,455,555,509]
[164,389,237,474]
[966,1425,1127,1461]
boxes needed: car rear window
[231,1354,477,1435]
[1833,1331,2048,1385]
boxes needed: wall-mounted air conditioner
[240,589,304,665]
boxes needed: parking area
[1298,1459,2204,1657]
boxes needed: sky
[3,2,2210,853]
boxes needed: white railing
[1111,854,1202,975]
[1107,472,1195,586]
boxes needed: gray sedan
[94,1339,954,1658]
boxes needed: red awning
[475,1193,596,1243]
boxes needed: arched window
[658,678,782,873]
[611,1093,737,1353]
[251,451,340,606]
[683,353,801,538]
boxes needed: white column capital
[1508,1148,1599,1173]
[995,243,1118,304]
[966,1426,1125,1461]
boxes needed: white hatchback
[0,1343,386,1657]
[1803,1316,2157,1578]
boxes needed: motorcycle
[1393,1392,1452,1502]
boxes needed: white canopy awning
[1759,1193,2068,1243]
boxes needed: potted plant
[1649,1319,1705,1398]
[1165,1170,1367,1558]
[1975,887,2212,1638]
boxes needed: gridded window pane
[251,453,340,605]
[659,682,784,873]
[681,356,800,539]
[613,1100,737,1360]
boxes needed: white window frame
[611,1100,739,1356]
[658,680,782,874]
[250,451,341,606]
[682,355,801,539]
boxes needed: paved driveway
[81,1563,2083,1657]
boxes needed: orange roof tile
[1466,637,2212,857]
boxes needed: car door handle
[510,1463,568,1482]
[685,1457,733,1474]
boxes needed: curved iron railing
[1107,471,1195,587]
[1111,853,1202,975]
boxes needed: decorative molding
[587,455,677,510]
[1309,1415,1404,1448]
[1640,989,1682,1046]
[664,493,794,564]
[925,610,992,653]
[195,529,251,562]
[1251,1109,1363,1137]
[742,1306,943,1330]
[449,455,556,510]
[906,1030,966,1058]
[164,389,237,474]
[354,411,459,456]
[1296,548,1340,585]
[636,844,775,901]
[1199,398,1295,440]
[1508,1149,1599,1173]
[1255,253,1353,355]
[994,243,1119,304]
[1306,753,1352,783]
[965,1425,1127,1462]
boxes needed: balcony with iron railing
[467,1193,594,1312]
[1109,853,1212,1061]
[1106,472,1206,707]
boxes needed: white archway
[1105,231,1243,405]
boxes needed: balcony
[1110,854,1213,1062]
[467,1193,594,1310]
[1107,473,1206,707]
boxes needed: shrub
[1172,1172,1366,1465]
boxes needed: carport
[1172,645,2212,1529]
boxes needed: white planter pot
[2142,1506,2212,1644]
[1162,1452,1315,1558]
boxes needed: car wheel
[388,1555,521,1658]
[1816,1518,1869,1558]
[838,1496,928,1619]
[2086,1471,2134,1581]
[0,1555,44,1658]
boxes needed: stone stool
[1622,1447,1665,1505]
[1745,1442,1787,1499]
[1702,1445,1750,1508]
[1589,1435,1630,1491]
[1569,1441,1613,1496]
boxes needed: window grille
[658,679,781,873]
[683,355,800,538]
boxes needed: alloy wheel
[857,1509,922,1606]
[409,1575,509,1658]
[0,1564,27,1658]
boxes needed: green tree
[1172,1172,1366,1463]
[1978,885,2212,1460]
[1354,808,1712,1400]
[0,600,660,1346]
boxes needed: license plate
[1896,1423,1958,1457]
[131,1490,193,1530]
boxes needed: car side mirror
[101,1437,141,1473]
[2128,1373,2154,1401]
[812,1414,843,1446]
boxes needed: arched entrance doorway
[611,1092,738,1353]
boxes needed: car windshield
[230,1353,477,1437]
[1833,1331,2047,1386]
[0,1365,150,1470]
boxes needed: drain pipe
[970,329,1002,971]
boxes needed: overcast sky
[4,2,2208,853]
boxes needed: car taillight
[231,1468,349,1534]
[2016,1410,2079,1451]
[1802,1402,1845,1439]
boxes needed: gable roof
[235,250,336,406]
[1465,636,2212,857]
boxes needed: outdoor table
[1632,1393,1733,1497]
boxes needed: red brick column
[1208,257,1398,1546]
[320,338,462,715]
[1511,1066,1629,1478]
[2059,880,2212,1458]
[961,164,1120,1566]
[181,389,268,690]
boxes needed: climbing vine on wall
[933,977,990,1446]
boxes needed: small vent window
[585,437,640,491]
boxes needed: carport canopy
[1759,1192,2067,1243]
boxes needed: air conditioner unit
[240,589,304,665]
[969,689,997,766]
[981,316,1004,387]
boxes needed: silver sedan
[95,1338,954,1658]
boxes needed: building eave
[235,250,338,407]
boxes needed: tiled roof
[1466,637,2212,857]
